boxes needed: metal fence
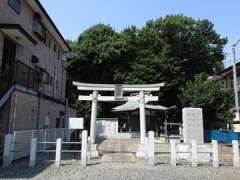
[9,128,72,162]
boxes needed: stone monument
[182,108,204,144]
[180,108,210,163]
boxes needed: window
[44,35,48,46]
[58,49,61,60]
[56,118,61,128]
[37,67,50,84]
[8,0,21,14]
[33,13,46,41]
[48,38,51,49]
[53,44,57,53]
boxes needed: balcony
[0,61,40,98]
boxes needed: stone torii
[73,82,164,157]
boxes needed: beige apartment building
[0,0,76,159]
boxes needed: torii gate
[73,82,164,157]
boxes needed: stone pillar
[89,90,99,158]
[233,140,240,168]
[29,138,37,167]
[191,140,198,167]
[81,130,88,168]
[90,90,98,144]
[136,91,147,157]
[148,131,155,166]
[170,140,177,166]
[3,134,13,167]
[212,140,219,168]
[55,138,62,167]
[139,90,146,145]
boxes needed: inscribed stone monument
[182,108,204,144]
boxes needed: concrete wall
[0,0,66,99]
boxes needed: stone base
[136,144,147,158]
[89,144,99,158]
[177,144,211,163]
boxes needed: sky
[40,0,240,67]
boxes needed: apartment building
[0,0,76,159]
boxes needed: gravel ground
[0,155,239,180]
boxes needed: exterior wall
[7,90,76,133]
[8,91,38,132]
[0,0,75,130]
[39,97,65,129]
[0,0,66,100]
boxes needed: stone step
[101,153,136,163]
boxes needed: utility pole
[232,39,240,121]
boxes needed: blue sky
[40,0,240,67]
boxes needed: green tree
[179,74,234,129]
[65,15,228,119]
[126,15,227,106]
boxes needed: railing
[3,129,88,168]
[2,128,71,165]
[0,60,40,98]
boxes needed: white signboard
[182,108,204,144]
[69,118,84,129]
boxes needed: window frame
[8,0,21,15]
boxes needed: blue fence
[205,130,240,144]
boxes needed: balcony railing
[0,60,40,98]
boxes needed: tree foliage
[65,15,228,119]
[179,74,234,129]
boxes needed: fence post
[148,131,155,166]
[233,140,240,168]
[191,140,197,167]
[212,140,219,168]
[29,138,37,167]
[55,138,62,167]
[170,140,177,166]
[81,130,88,168]
[3,134,13,167]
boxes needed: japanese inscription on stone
[182,108,204,144]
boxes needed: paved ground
[1,156,240,180]
[0,138,238,180]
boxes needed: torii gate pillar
[139,90,146,145]
[90,90,98,144]
[89,90,99,158]
[136,90,147,157]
